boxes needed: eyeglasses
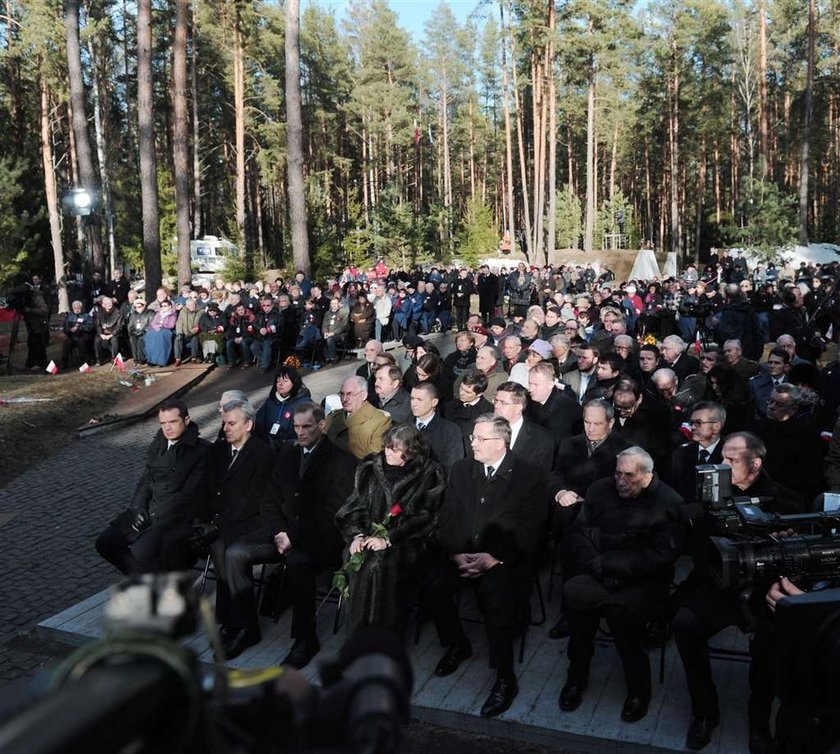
[469,434,501,443]
[339,390,363,398]
[689,419,718,426]
[493,399,516,406]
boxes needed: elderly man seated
[61,299,94,367]
[324,375,392,459]
[558,447,685,723]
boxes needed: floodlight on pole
[62,187,96,217]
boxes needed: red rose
[389,503,403,517]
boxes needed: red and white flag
[79,362,91,373]
[114,353,126,373]
[692,330,702,355]
[45,360,59,375]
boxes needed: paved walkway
[0,335,453,683]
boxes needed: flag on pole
[413,119,420,146]
[45,360,59,375]
[114,353,126,373]
[692,330,702,355]
[79,362,91,373]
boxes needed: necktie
[228,448,239,469]
[485,466,494,479]
[417,422,426,431]
[698,449,710,464]
[300,448,311,477]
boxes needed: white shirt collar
[509,417,524,448]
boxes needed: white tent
[629,249,661,280]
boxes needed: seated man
[411,381,465,473]
[217,403,356,666]
[94,295,123,365]
[375,363,412,425]
[426,414,549,718]
[196,399,274,659]
[321,297,348,363]
[174,296,202,366]
[492,380,555,472]
[324,375,392,459]
[443,369,493,454]
[61,299,94,367]
[95,399,209,574]
[250,295,284,372]
[558,447,685,724]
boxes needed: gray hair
[71,299,84,309]
[617,446,654,474]
[550,334,571,349]
[473,412,512,447]
[343,375,369,394]
[613,334,634,349]
[504,335,522,349]
[690,401,727,426]
[723,339,743,351]
[662,335,687,352]
[583,399,615,421]
[478,344,501,363]
[221,398,256,423]
[773,382,802,409]
[220,389,248,406]
[652,368,677,386]
[366,339,385,354]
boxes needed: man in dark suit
[427,414,549,718]
[660,335,700,382]
[492,380,555,472]
[96,399,209,575]
[443,369,493,454]
[411,381,465,472]
[217,402,356,665]
[356,339,384,402]
[375,364,412,425]
[749,347,790,418]
[667,401,725,502]
[196,399,275,657]
[477,265,499,325]
[611,380,671,473]
[526,361,582,442]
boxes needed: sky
[301,0,482,41]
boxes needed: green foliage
[0,156,45,285]
[722,178,798,260]
[555,185,583,250]
[595,188,636,251]
[457,198,497,267]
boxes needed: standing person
[452,268,475,332]
[21,279,49,370]
[95,399,209,574]
[477,265,499,325]
[426,414,549,718]
[507,263,533,321]
[336,425,446,634]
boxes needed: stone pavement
[0,334,454,684]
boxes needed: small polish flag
[692,331,702,355]
[79,362,91,373]
[114,353,126,373]
[45,360,59,375]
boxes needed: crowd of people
[84,253,840,753]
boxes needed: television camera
[0,573,412,754]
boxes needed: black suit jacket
[201,435,275,544]
[668,353,701,383]
[259,437,357,562]
[511,420,555,472]
[551,431,630,498]
[525,388,582,442]
[666,441,723,503]
[443,397,494,454]
[438,452,549,566]
[418,414,465,472]
[356,361,378,403]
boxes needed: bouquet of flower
[332,502,402,599]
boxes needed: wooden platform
[37,572,753,754]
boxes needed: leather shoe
[686,714,720,750]
[620,695,650,723]
[480,675,519,718]
[221,627,260,660]
[558,681,587,711]
[548,616,570,639]
[434,642,472,677]
[282,636,320,669]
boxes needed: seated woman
[144,299,178,366]
[350,292,375,347]
[254,364,312,448]
[335,425,446,634]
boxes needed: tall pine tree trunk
[758,0,769,179]
[285,0,310,275]
[191,3,202,238]
[233,2,247,258]
[40,75,69,314]
[137,0,162,294]
[583,45,595,254]
[173,0,191,285]
[546,0,557,260]
[65,0,105,276]
[500,0,515,256]
[799,0,815,246]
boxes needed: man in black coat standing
[427,414,549,718]
[196,399,275,658]
[452,268,475,332]
[217,402,356,665]
[477,265,499,325]
[558,447,685,724]
[95,399,209,574]
[526,361,582,442]
[411,381,465,472]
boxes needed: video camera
[0,573,413,754]
[694,464,773,536]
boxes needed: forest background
[0,0,832,312]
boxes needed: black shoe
[282,636,320,669]
[480,675,519,718]
[686,714,720,750]
[222,627,260,660]
[548,616,570,639]
[749,727,774,754]
[620,694,650,723]
[434,642,472,677]
[558,681,587,711]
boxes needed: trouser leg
[95,519,138,575]
[425,558,469,647]
[221,537,280,628]
[604,604,650,699]
[284,547,318,639]
[475,564,518,678]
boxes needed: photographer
[672,432,804,752]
